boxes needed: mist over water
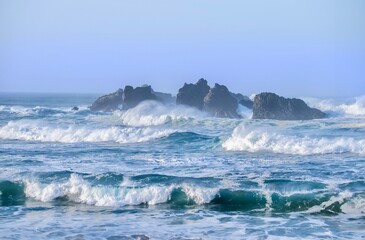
[0,94,365,239]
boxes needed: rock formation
[122,85,157,110]
[252,92,326,120]
[176,78,210,110]
[89,88,124,112]
[239,99,253,109]
[204,83,240,118]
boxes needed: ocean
[0,93,364,239]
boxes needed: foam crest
[222,124,365,155]
[236,105,252,119]
[341,195,365,214]
[182,184,219,204]
[24,174,174,206]
[23,174,218,207]
[0,120,173,143]
[305,96,365,116]
[91,101,209,127]
[0,105,87,116]
[306,191,353,214]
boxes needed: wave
[0,105,90,117]
[23,174,218,206]
[0,120,174,143]
[304,96,365,116]
[222,124,365,155]
[89,101,209,127]
[1,174,364,214]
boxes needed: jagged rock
[230,93,245,102]
[239,99,253,109]
[89,88,124,112]
[252,92,326,120]
[122,85,157,110]
[231,92,253,109]
[176,78,210,110]
[204,83,240,118]
[71,106,79,111]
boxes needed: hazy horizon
[1,1,365,98]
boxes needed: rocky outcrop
[204,84,240,118]
[122,85,157,110]
[239,99,253,109]
[231,92,253,109]
[89,88,124,112]
[252,92,326,120]
[176,78,210,110]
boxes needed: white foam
[24,174,218,206]
[90,101,209,127]
[341,196,365,214]
[304,96,365,116]
[0,105,31,116]
[181,184,218,204]
[0,119,174,143]
[306,191,353,214]
[0,105,89,116]
[237,105,253,119]
[222,124,365,155]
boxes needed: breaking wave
[23,174,218,206]
[304,96,365,116]
[0,105,89,117]
[89,100,209,127]
[1,174,364,214]
[222,124,365,155]
[0,120,174,143]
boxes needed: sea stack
[252,92,326,120]
[204,83,240,118]
[89,88,124,112]
[176,78,210,110]
[122,85,157,110]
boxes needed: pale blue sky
[1,0,364,97]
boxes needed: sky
[0,0,364,97]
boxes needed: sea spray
[0,119,175,143]
[222,123,365,155]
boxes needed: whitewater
[0,93,365,239]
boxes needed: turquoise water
[0,93,364,239]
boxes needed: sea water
[0,93,364,239]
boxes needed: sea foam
[304,96,365,116]
[24,174,219,206]
[222,124,365,155]
[90,100,209,127]
[0,119,174,143]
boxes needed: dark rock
[239,99,253,109]
[204,83,240,118]
[231,92,253,109]
[230,93,245,102]
[176,78,210,110]
[122,85,157,110]
[90,89,124,112]
[252,92,326,120]
[71,106,79,111]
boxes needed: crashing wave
[222,124,365,155]
[89,100,209,127]
[0,119,174,143]
[23,174,218,206]
[304,96,365,116]
[1,174,364,214]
